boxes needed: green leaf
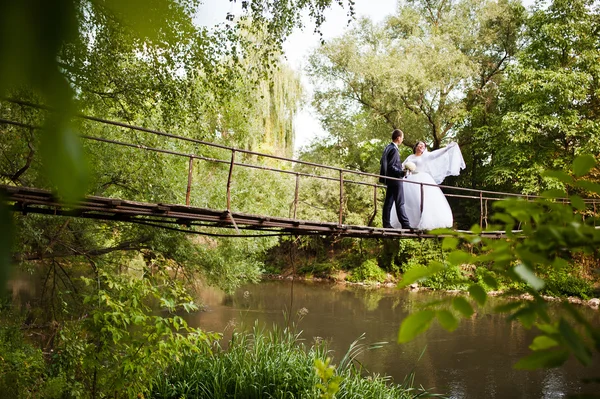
[482,274,498,290]
[398,262,444,288]
[542,170,574,184]
[514,349,569,370]
[511,306,537,329]
[569,195,586,211]
[447,250,472,265]
[541,189,567,199]
[572,155,596,177]
[575,180,600,195]
[491,213,514,226]
[515,248,550,267]
[40,119,89,203]
[436,310,459,332]
[513,264,545,291]
[398,310,436,343]
[529,335,559,351]
[468,284,487,307]
[536,324,559,336]
[494,301,521,313]
[559,319,592,366]
[452,297,474,318]
[442,237,459,250]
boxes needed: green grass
[150,323,444,398]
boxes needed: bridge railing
[1,99,599,231]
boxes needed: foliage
[346,258,387,283]
[0,0,357,304]
[305,0,525,154]
[402,261,469,291]
[0,320,66,398]
[151,324,438,399]
[50,265,220,397]
[541,270,595,300]
[397,239,446,272]
[397,155,600,372]
[476,0,600,194]
[315,357,343,399]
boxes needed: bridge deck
[2,185,510,239]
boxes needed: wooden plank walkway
[1,184,510,239]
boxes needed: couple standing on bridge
[379,129,465,231]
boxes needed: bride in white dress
[391,141,465,230]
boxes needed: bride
[391,141,465,230]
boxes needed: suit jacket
[379,143,405,184]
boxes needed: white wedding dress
[390,144,465,230]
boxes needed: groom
[379,129,411,229]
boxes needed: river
[184,279,600,399]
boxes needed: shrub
[346,259,387,283]
[542,271,594,299]
[0,325,67,398]
[403,261,469,290]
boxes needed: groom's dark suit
[380,142,411,229]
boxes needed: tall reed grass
[150,322,444,398]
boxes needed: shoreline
[262,273,600,309]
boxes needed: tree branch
[13,237,152,262]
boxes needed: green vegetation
[397,155,600,371]
[346,259,387,283]
[151,324,438,399]
[1,0,600,396]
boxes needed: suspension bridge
[1,100,598,239]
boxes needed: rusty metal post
[226,150,236,211]
[293,173,300,219]
[373,184,378,219]
[479,191,484,229]
[484,199,488,228]
[185,156,194,206]
[339,170,344,225]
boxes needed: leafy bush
[298,261,339,278]
[542,271,594,299]
[346,259,387,283]
[0,325,66,398]
[475,267,527,292]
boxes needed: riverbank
[262,273,600,309]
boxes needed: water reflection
[184,280,600,399]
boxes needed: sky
[281,1,398,152]
[196,0,398,153]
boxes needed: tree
[0,0,354,290]
[481,0,600,194]
[307,0,525,156]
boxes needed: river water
[184,280,600,399]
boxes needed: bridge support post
[186,156,194,206]
[293,173,299,219]
[479,191,483,229]
[339,170,344,225]
[227,150,236,211]
[373,185,377,220]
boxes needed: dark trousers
[382,181,410,228]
